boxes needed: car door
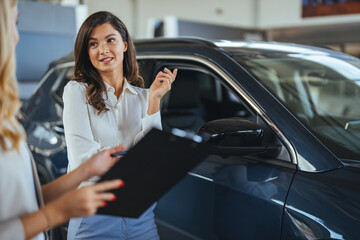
[138,57,297,240]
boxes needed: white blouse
[0,141,45,240]
[62,80,162,183]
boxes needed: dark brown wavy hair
[73,11,144,115]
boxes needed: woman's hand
[46,179,124,225]
[150,68,177,99]
[21,179,124,239]
[148,68,178,115]
[81,145,126,179]
[33,146,126,234]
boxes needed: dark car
[20,38,360,240]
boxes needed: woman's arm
[62,81,102,172]
[22,178,123,240]
[41,161,89,204]
[132,68,177,144]
[148,68,177,115]
[41,145,125,203]
[25,146,125,239]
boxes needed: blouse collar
[104,78,138,95]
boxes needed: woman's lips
[100,57,113,63]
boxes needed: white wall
[137,0,256,37]
[87,0,256,38]
[86,0,360,44]
[87,0,135,36]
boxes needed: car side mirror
[198,118,280,157]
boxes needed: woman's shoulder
[64,80,87,94]
[63,81,88,102]
[65,80,87,90]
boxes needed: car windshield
[232,52,360,161]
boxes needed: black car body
[20,38,360,240]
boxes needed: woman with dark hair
[63,11,177,239]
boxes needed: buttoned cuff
[142,111,162,132]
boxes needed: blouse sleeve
[132,90,162,145]
[62,81,101,173]
[0,219,24,240]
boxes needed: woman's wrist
[20,203,67,239]
[42,202,68,229]
[78,161,93,181]
[147,93,161,115]
[39,208,52,231]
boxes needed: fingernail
[103,201,108,206]
[111,196,117,201]
[119,181,125,188]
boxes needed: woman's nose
[99,43,109,54]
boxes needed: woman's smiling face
[88,23,128,74]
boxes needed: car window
[138,59,290,162]
[53,66,74,106]
[22,67,67,122]
[159,69,254,132]
[234,54,360,160]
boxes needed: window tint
[21,66,74,122]
[53,67,74,106]
[235,55,360,160]
[22,68,63,122]
[157,69,253,133]
[139,62,289,162]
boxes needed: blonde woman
[0,1,126,239]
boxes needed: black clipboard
[97,128,209,218]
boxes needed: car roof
[213,40,352,57]
[48,52,74,68]
[48,37,355,68]
[135,37,352,57]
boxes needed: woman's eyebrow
[89,34,116,41]
[105,33,116,39]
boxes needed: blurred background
[16,0,360,99]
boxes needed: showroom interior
[16,0,360,99]
[5,0,360,240]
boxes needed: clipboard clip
[171,128,203,143]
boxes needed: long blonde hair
[0,0,24,151]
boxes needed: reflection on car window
[154,66,289,162]
[159,69,254,133]
[234,54,360,160]
[22,68,62,122]
[54,67,74,106]
[21,66,74,122]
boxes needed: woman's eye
[108,38,115,43]
[89,42,98,47]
